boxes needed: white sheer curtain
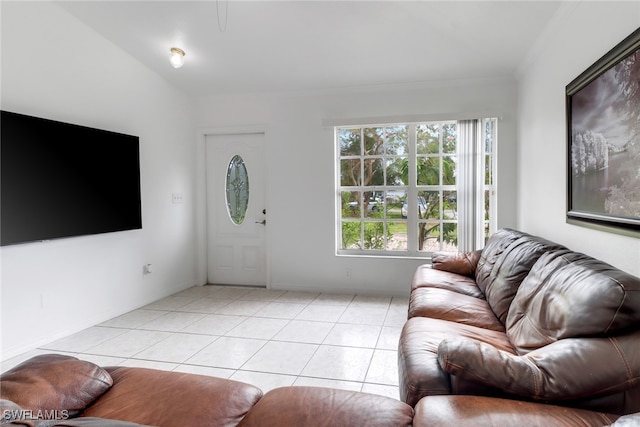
[457,119,484,252]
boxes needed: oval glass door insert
[226,155,249,225]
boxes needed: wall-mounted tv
[1,110,142,246]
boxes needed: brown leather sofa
[0,353,414,427]
[398,228,640,416]
[1,353,638,426]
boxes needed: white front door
[205,133,266,287]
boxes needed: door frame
[195,125,270,287]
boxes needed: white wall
[517,1,640,277]
[194,78,519,296]
[1,3,197,359]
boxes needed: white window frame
[335,118,497,258]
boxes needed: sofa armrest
[431,250,481,277]
[437,335,639,401]
[0,354,112,418]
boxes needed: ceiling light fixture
[169,47,185,69]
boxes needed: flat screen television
[1,110,142,246]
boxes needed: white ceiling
[56,1,564,97]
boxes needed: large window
[336,119,497,257]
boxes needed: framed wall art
[566,27,640,236]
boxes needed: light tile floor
[1,285,408,400]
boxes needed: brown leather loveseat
[398,228,640,416]
[0,354,414,427]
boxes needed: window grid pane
[442,123,457,154]
[482,117,498,243]
[339,128,362,156]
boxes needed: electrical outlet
[172,193,184,204]
[346,267,352,278]
[143,264,152,275]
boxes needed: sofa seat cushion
[412,265,483,299]
[82,367,262,427]
[0,354,113,418]
[408,287,504,331]
[397,317,514,407]
[413,395,619,427]
[238,386,414,427]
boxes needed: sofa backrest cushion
[238,386,414,427]
[83,366,263,427]
[507,250,640,354]
[0,354,113,417]
[475,228,567,325]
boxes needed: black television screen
[1,110,142,246]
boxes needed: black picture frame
[566,27,640,236]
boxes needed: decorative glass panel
[226,155,249,225]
